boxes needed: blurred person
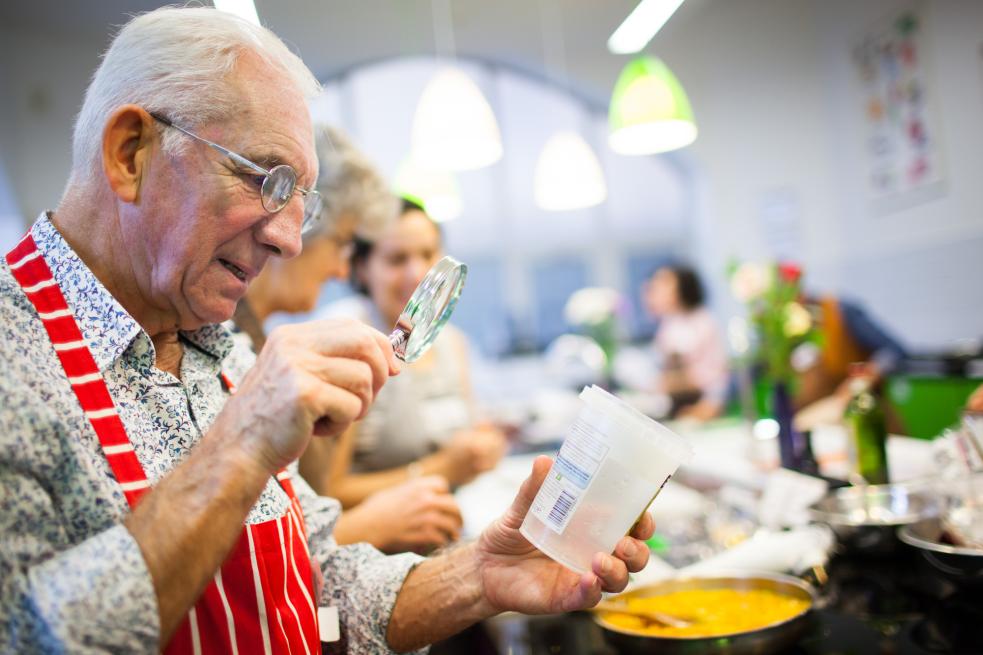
[302,198,508,507]
[0,8,652,653]
[793,295,909,432]
[644,264,729,421]
[231,126,462,554]
[967,383,983,412]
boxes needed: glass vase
[772,381,811,472]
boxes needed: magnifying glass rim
[397,256,467,362]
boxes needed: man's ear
[101,104,157,204]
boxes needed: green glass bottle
[844,367,890,485]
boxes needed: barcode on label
[547,490,577,529]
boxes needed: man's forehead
[231,55,318,182]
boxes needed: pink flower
[777,262,802,284]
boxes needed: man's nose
[255,195,304,258]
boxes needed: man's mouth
[219,258,248,282]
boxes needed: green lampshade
[608,56,697,155]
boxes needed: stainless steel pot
[899,517,983,587]
[594,572,816,655]
[808,483,938,553]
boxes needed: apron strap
[6,233,150,506]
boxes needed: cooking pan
[594,572,816,655]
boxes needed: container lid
[579,385,694,464]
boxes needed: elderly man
[0,7,652,654]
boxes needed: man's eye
[238,171,265,189]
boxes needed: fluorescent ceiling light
[213,0,260,26]
[607,0,685,55]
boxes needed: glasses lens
[301,191,325,234]
[261,165,297,213]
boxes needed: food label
[530,417,609,534]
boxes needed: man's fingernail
[601,556,611,574]
[623,541,636,558]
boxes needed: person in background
[793,295,908,429]
[967,383,983,412]
[644,264,729,421]
[302,198,508,507]
[231,126,462,554]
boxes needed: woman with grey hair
[231,125,395,350]
[232,127,462,555]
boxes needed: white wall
[0,26,104,226]
[654,0,983,350]
[817,0,983,349]
[0,50,25,251]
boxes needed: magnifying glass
[389,256,468,363]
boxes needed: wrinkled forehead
[224,51,318,185]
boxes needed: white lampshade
[411,67,503,171]
[534,131,607,211]
[394,157,463,223]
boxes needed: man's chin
[183,296,241,330]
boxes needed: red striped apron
[7,233,321,654]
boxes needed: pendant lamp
[394,157,463,222]
[411,67,503,171]
[534,131,607,211]
[608,56,697,155]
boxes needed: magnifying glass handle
[389,314,414,361]
[389,327,409,361]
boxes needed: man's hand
[475,455,653,614]
[221,318,399,474]
[385,455,653,651]
[335,476,463,553]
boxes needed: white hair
[310,125,397,242]
[70,6,320,182]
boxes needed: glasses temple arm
[150,113,270,177]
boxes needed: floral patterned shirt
[0,215,422,654]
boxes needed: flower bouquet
[729,262,822,470]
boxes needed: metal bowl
[898,517,983,587]
[808,483,939,553]
[594,573,816,655]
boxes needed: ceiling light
[212,0,260,26]
[608,56,697,155]
[411,67,503,171]
[534,132,607,211]
[394,157,463,222]
[608,0,686,55]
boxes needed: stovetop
[431,548,983,655]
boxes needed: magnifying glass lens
[389,256,467,363]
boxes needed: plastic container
[520,385,693,574]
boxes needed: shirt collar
[31,214,234,371]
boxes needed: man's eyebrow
[237,152,316,186]
[240,152,287,170]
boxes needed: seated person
[644,264,729,420]
[301,199,508,507]
[794,295,908,430]
[968,383,983,413]
[231,127,462,554]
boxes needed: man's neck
[51,191,185,376]
[152,331,184,378]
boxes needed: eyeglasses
[150,112,324,234]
